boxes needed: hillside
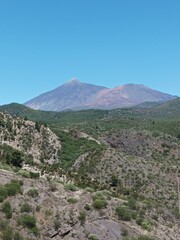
[0,98,179,239]
[24,80,176,111]
[2,169,178,240]
[0,112,61,166]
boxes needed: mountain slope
[24,79,107,111]
[24,80,176,111]
[83,84,175,109]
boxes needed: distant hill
[24,79,176,111]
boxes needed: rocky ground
[0,169,179,240]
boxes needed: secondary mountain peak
[24,80,176,111]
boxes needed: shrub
[29,172,40,179]
[0,220,14,240]
[137,236,155,240]
[10,149,24,168]
[0,218,7,230]
[128,197,137,210]
[27,188,38,198]
[84,187,94,192]
[1,226,13,240]
[2,201,12,219]
[116,205,132,221]
[121,227,129,236]
[0,186,7,202]
[141,220,153,231]
[84,203,91,211]
[20,202,32,213]
[67,197,78,204]
[4,180,22,196]
[18,170,30,178]
[19,214,36,229]
[64,184,78,191]
[88,234,99,240]
[92,191,108,209]
[45,209,52,218]
[49,182,57,192]
[36,205,41,212]
[93,198,108,209]
[111,174,119,186]
[14,232,24,240]
[54,219,61,231]
[78,211,86,225]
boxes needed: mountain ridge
[24,80,176,111]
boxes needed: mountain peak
[67,78,81,85]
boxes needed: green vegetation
[27,188,38,198]
[20,202,32,213]
[0,99,179,239]
[67,197,78,204]
[14,232,24,240]
[0,144,24,168]
[92,192,108,209]
[2,201,12,219]
[18,214,38,236]
[0,218,24,240]
[53,128,104,170]
[116,205,133,221]
[19,214,36,228]
[64,184,78,191]
[78,211,86,225]
[0,179,22,202]
[123,236,155,240]
[88,234,99,240]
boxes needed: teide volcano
[25,79,176,111]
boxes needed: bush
[20,202,32,213]
[2,201,12,219]
[128,197,137,210]
[29,172,40,179]
[78,211,86,225]
[84,187,94,192]
[6,180,21,195]
[0,220,14,240]
[18,170,30,178]
[54,219,61,231]
[19,214,36,229]
[92,191,108,209]
[14,232,24,240]
[0,186,7,202]
[84,203,91,211]
[49,182,57,192]
[27,188,38,198]
[141,220,153,231]
[5,180,22,196]
[137,236,155,240]
[121,227,129,236]
[88,234,99,240]
[1,226,13,240]
[116,205,132,221]
[64,184,78,191]
[93,198,108,209]
[67,197,78,204]
[0,218,7,231]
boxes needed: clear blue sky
[0,0,179,105]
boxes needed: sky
[0,0,180,105]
